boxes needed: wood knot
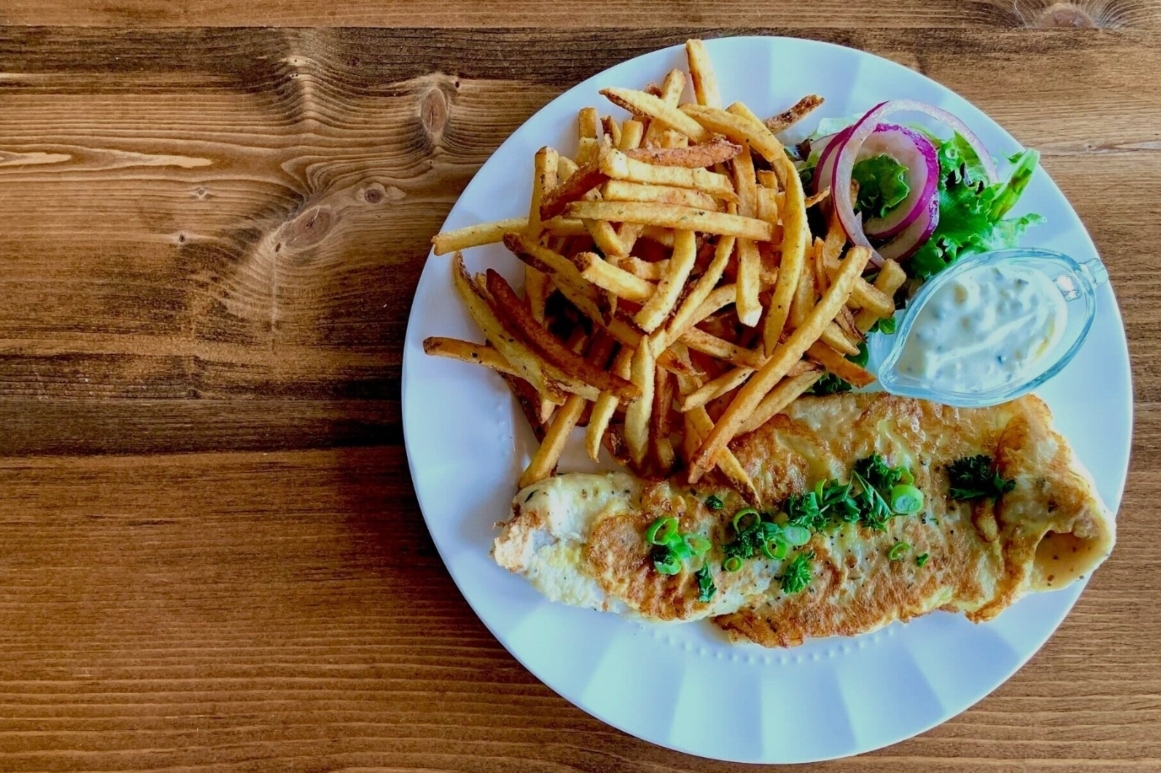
[360,182,405,205]
[281,206,334,249]
[1013,0,1129,28]
[420,85,450,141]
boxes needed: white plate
[401,37,1131,763]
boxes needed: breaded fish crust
[492,393,1115,647]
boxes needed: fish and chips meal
[424,40,1115,647]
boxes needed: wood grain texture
[2,0,1160,29]
[0,19,1158,772]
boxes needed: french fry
[617,255,669,280]
[576,136,601,166]
[527,147,560,323]
[821,254,896,317]
[619,119,645,151]
[685,39,722,108]
[539,161,608,220]
[643,69,687,146]
[737,369,823,435]
[583,216,627,257]
[527,147,559,236]
[625,339,655,465]
[518,393,586,488]
[658,130,688,149]
[654,237,735,353]
[808,237,827,296]
[689,246,873,482]
[601,87,712,144]
[804,187,830,209]
[635,229,697,332]
[681,327,767,370]
[586,346,634,460]
[422,337,521,378]
[624,139,742,168]
[602,116,622,147]
[686,407,758,503]
[736,238,762,327]
[602,180,722,211]
[856,258,907,331]
[578,107,600,141]
[689,282,739,328]
[679,366,752,412]
[565,201,774,241]
[680,103,792,167]
[502,233,603,320]
[835,305,864,344]
[821,322,860,356]
[806,341,876,387]
[763,155,808,352]
[500,371,552,438]
[601,149,736,199]
[486,270,632,400]
[557,156,579,182]
[640,225,675,247]
[432,217,527,256]
[756,169,779,189]
[571,252,656,303]
[451,254,566,405]
[788,255,816,329]
[539,217,592,237]
[764,94,825,135]
[651,365,676,473]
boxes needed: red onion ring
[878,196,940,262]
[812,128,850,195]
[831,100,999,265]
[859,125,939,239]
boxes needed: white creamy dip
[896,263,1067,394]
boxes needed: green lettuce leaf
[907,141,1043,279]
[852,154,910,219]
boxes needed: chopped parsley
[721,508,810,571]
[785,455,924,534]
[705,494,724,511]
[778,551,815,594]
[695,565,716,603]
[916,552,930,567]
[947,455,1016,501]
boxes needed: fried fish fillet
[492,393,1115,647]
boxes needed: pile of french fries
[425,40,908,502]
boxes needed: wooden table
[1,2,1158,771]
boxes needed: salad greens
[852,154,911,219]
[908,134,1042,279]
[799,126,1042,281]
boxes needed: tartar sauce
[896,263,1067,394]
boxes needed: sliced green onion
[781,525,811,547]
[684,534,712,556]
[668,539,693,561]
[887,541,910,561]
[772,539,790,560]
[890,484,924,514]
[814,479,825,500]
[654,552,682,575]
[731,508,760,532]
[898,468,915,486]
[645,516,679,545]
[705,494,724,511]
[723,556,743,572]
[916,552,930,567]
